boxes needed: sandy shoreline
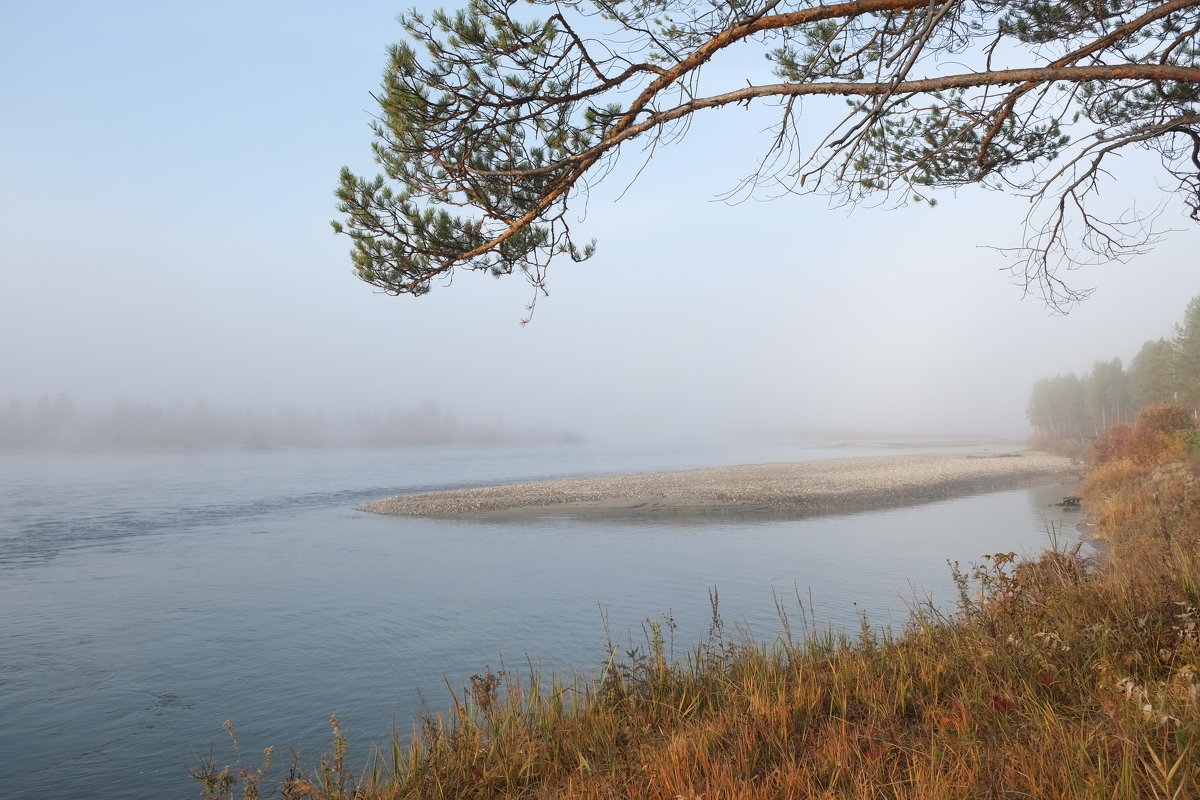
[361,451,1083,521]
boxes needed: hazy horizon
[0,392,1041,453]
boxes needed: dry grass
[196,416,1200,800]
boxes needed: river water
[0,441,1081,799]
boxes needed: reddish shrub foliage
[1093,403,1196,465]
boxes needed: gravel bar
[360,451,1082,520]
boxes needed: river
[0,441,1081,799]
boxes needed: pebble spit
[360,451,1083,520]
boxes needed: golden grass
[196,448,1200,800]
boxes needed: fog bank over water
[0,398,582,451]
[0,395,1024,453]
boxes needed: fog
[2,2,1196,448]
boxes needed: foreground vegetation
[197,409,1200,799]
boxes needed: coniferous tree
[1172,296,1200,410]
[1084,359,1132,434]
[1028,373,1088,440]
[335,0,1200,314]
[1129,338,1179,409]
[1027,294,1200,441]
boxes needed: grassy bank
[197,411,1200,799]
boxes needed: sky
[2,1,1196,443]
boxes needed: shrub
[1093,423,1133,464]
[1126,404,1195,464]
[1092,404,1196,466]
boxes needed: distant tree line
[0,397,582,451]
[1028,296,1200,442]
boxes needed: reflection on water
[0,444,1082,800]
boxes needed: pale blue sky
[2,1,1196,441]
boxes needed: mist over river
[0,441,1082,799]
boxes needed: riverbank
[205,426,1200,799]
[361,450,1081,519]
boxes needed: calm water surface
[0,442,1082,799]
